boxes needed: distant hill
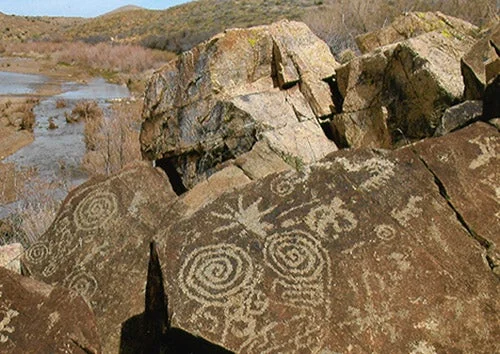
[100,5,145,17]
[62,0,324,52]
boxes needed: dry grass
[66,100,102,124]
[0,168,65,247]
[1,98,38,132]
[3,41,174,75]
[82,100,142,176]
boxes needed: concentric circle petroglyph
[74,190,118,231]
[25,242,49,264]
[179,244,253,306]
[270,173,298,197]
[264,230,324,281]
[375,224,396,241]
[68,272,98,300]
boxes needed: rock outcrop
[461,23,500,100]
[332,15,479,147]
[356,11,479,54]
[140,20,339,190]
[149,121,499,353]
[22,162,176,353]
[0,267,101,353]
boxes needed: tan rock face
[461,23,500,100]
[0,267,101,353]
[141,20,339,190]
[356,11,479,54]
[22,163,176,353]
[0,243,23,274]
[149,122,498,353]
[333,26,477,146]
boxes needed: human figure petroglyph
[468,136,499,170]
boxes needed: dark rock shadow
[119,313,234,354]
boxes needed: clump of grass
[66,100,102,123]
[3,98,38,132]
[55,99,67,108]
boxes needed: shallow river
[0,72,130,218]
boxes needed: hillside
[0,12,84,43]
[100,4,145,17]
[63,0,324,51]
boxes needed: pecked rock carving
[0,267,101,353]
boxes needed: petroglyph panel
[22,163,176,353]
[414,122,500,246]
[158,136,499,353]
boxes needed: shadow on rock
[119,241,233,354]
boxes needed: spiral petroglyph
[375,224,396,241]
[179,244,253,306]
[270,171,299,197]
[74,190,118,231]
[68,272,98,300]
[264,230,325,281]
[25,242,49,264]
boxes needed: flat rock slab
[414,122,500,271]
[0,267,101,353]
[22,163,176,353]
[0,243,23,274]
[155,123,499,353]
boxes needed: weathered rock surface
[149,122,499,353]
[433,100,482,136]
[0,162,16,204]
[414,122,500,274]
[461,23,500,100]
[0,243,23,274]
[141,20,339,190]
[0,267,101,353]
[331,106,391,148]
[333,26,477,146]
[22,162,176,353]
[356,11,479,54]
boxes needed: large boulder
[22,162,176,353]
[356,11,479,54]
[149,122,499,353]
[140,20,339,190]
[332,25,477,147]
[0,267,101,353]
[461,23,500,100]
[415,122,500,274]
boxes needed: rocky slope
[1,12,499,353]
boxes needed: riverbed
[0,72,130,219]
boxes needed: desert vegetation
[0,98,38,132]
[82,100,142,176]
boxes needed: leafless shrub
[82,100,142,176]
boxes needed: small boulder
[433,100,483,136]
[0,267,101,353]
